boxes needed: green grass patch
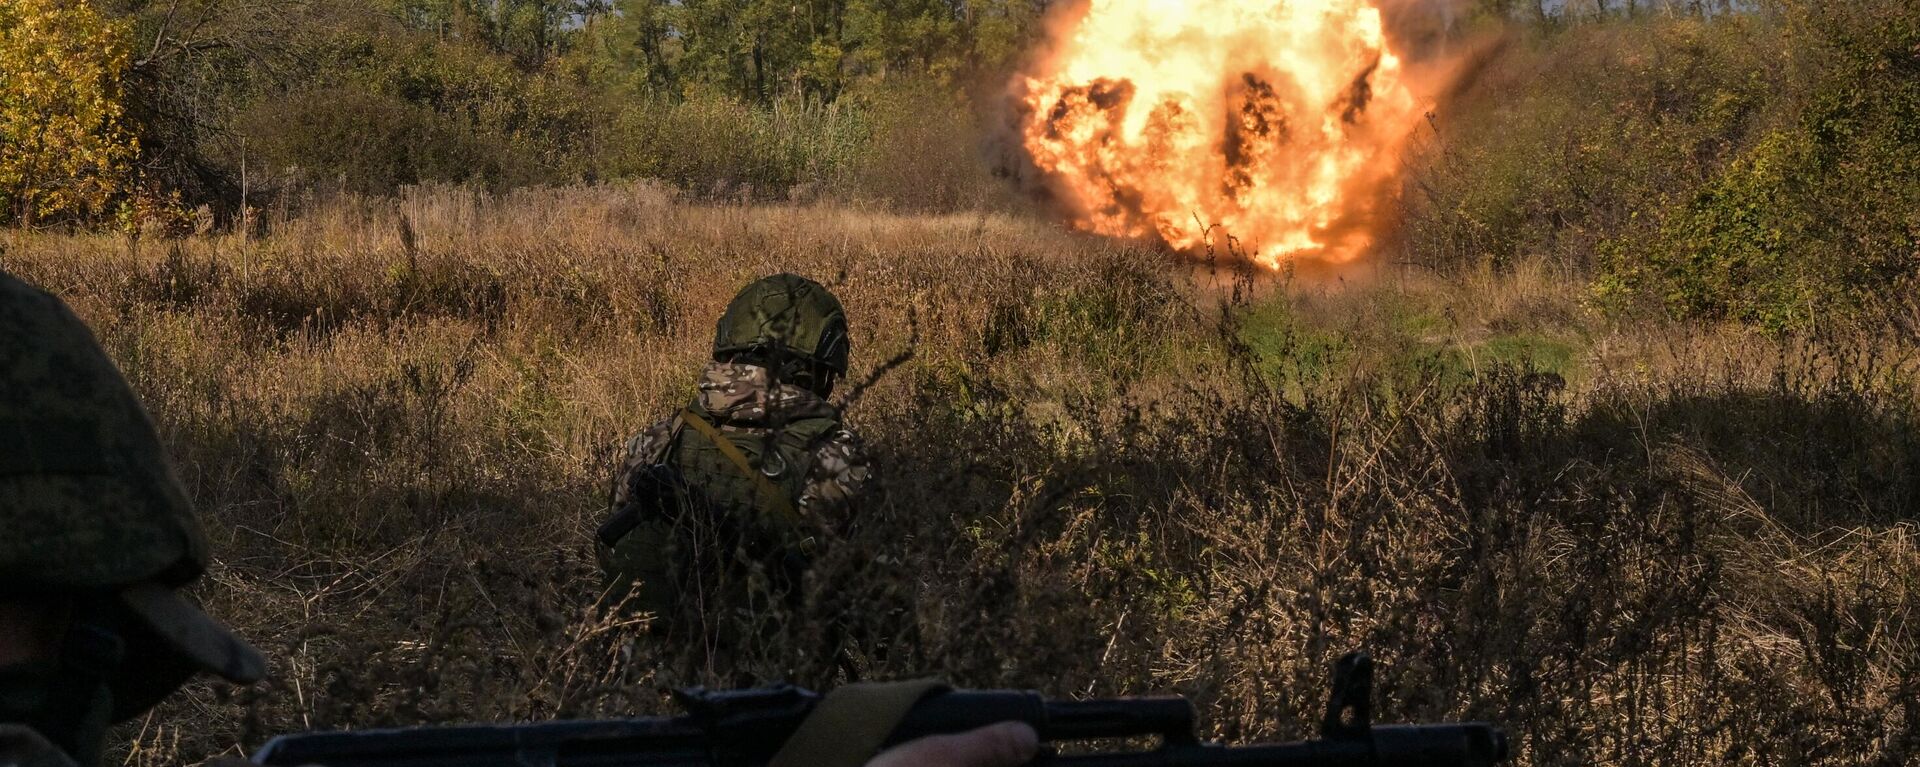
[1479,333,1579,376]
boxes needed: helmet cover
[713,274,850,373]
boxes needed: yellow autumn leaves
[0,0,137,225]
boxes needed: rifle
[597,463,695,549]
[251,653,1508,767]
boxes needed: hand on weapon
[868,722,1040,767]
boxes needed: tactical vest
[671,407,839,535]
[602,406,841,618]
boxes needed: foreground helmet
[0,272,265,724]
[713,274,850,374]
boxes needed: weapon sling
[678,407,807,532]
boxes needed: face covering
[0,613,123,766]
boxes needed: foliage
[599,91,867,194]
[387,0,602,69]
[0,0,137,225]
[40,0,1041,211]
[1591,0,1920,330]
[8,0,1917,338]
[1400,17,1778,274]
[833,77,1013,211]
[240,34,606,193]
[1405,3,1920,332]
[587,0,1045,102]
[9,188,1918,766]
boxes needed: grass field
[5,185,1917,766]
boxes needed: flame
[1019,0,1424,268]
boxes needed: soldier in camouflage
[0,269,1028,767]
[0,271,264,766]
[615,360,869,522]
[599,274,871,626]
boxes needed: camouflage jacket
[613,361,870,531]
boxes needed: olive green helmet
[0,272,264,719]
[713,274,850,374]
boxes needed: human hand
[865,722,1040,767]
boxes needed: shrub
[240,37,605,195]
[1400,18,1777,274]
[832,78,1009,211]
[0,0,137,224]
[1594,0,1920,329]
[243,88,513,194]
[599,90,868,198]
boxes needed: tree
[594,0,1043,102]
[0,0,137,225]
[388,0,599,69]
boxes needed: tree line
[2,0,1050,226]
[7,0,1916,335]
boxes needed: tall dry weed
[3,186,1915,766]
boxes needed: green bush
[1595,0,1920,329]
[1407,3,1919,331]
[592,78,1011,208]
[1595,130,1827,329]
[242,37,604,194]
[599,90,867,196]
[243,88,510,193]
[1402,18,1776,273]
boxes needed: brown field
[5,185,1916,766]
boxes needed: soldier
[0,269,1029,767]
[598,274,870,627]
[0,271,265,766]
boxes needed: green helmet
[713,274,850,374]
[0,272,264,722]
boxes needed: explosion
[1018,0,1426,268]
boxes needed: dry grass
[3,185,1916,766]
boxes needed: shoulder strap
[769,680,951,767]
[660,412,688,462]
[678,407,807,531]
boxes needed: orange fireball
[1019,0,1424,268]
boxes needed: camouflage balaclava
[0,272,264,764]
[712,274,851,391]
